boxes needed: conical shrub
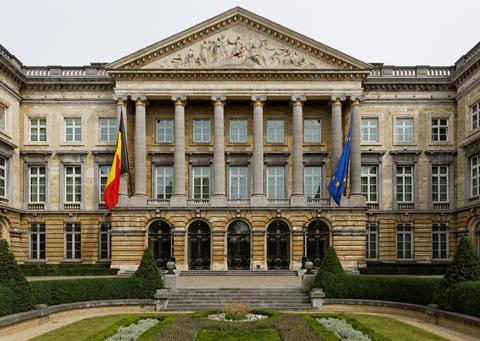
[313,247,345,296]
[131,248,164,297]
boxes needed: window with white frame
[361,118,378,142]
[431,119,448,142]
[304,119,322,143]
[267,166,285,199]
[229,166,248,199]
[98,165,110,203]
[156,119,174,143]
[397,223,413,259]
[0,157,6,198]
[155,166,173,199]
[64,118,82,142]
[192,119,210,143]
[229,119,248,143]
[267,119,285,143]
[396,166,413,203]
[64,166,81,203]
[29,166,46,203]
[30,118,46,142]
[65,223,81,260]
[472,155,480,198]
[432,223,448,259]
[361,165,378,203]
[99,222,111,261]
[304,166,322,199]
[30,223,45,260]
[472,102,480,130]
[192,166,210,199]
[366,222,378,259]
[99,118,117,143]
[432,165,449,203]
[0,105,6,132]
[395,118,414,143]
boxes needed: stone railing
[27,203,45,210]
[368,64,453,78]
[306,198,330,207]
[187,199,210,207]
[367,202,379,210]
[64,203,81,211]
[23,65,109,78]
[227,199,250,206]
[147,199,170,207]
[397,203,415,210]
[267,199,290,206]
[433,202,450,210]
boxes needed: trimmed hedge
[360,262,450,276]
[0,285,14,316]
[20,263,119,276]
[444,280,480,318]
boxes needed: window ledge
[24,143,49,147]
[96,142,116,146]
[25,259,46,263]
[61,260,82,263]
[60,143,85,147]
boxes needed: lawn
[196,328,280,341]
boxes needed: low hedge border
[20,263,119,276]
[445,280,480,318]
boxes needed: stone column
[131,95,147,206]
[291,95,307,206]
[211,95,227,206]
[114,95,129,206]
[251,95,267,206]
[170,95,187,207]
[349,96,365,206]
[330,96,345,171]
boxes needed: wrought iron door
[148,221,172,270]
[188,221,211,270]
[267,221,290,270]
[305,221,329,269]
[227,221,250,270]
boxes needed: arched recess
[188,220,211,270]
[148,220,172,270]
[304,219,330,269]
[227,220,251,270]
[267,220,290,270]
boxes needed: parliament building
[0,7,479,272]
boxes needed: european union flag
[328,114,353,205]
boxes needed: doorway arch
[148,220,172,270]
[267,220,290,270]
[188,220,211,270]
[227,220,250,270]
[305,220,330,269]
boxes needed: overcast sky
[1,0,478,66]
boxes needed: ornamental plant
[131,248,164,297]
[223,302,252,320]
[312,247,345,296]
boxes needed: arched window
[188,221,211,270]
[148,220,172,270]
[304,220,329,269]
[267,220,290,270]
[227,221,250,270]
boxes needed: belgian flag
[104,112,129,210]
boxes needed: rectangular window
[366,222,378,259]
[99,222,111,260]
[267,119,285,143]
[229,166,248,199]
[397,223,413,259]
[0,157,6,198]
[192,166,210,199]
[98,165,110,203]
[395,118,414,143]
[472,155,480,198]
[432,165,449,203]
[29,166,46,203]
[65,223,81,260]
[99,118,117,143]
[155,166,173,199]
[192,119,210,143]
[30,223,45,260]
[431,119,448,142]
[229,119,248,143]
[156,119,174,143]
[267,166,285,199]
[396,166,413,203]
[361,165,378,203]
[64,118,82,142]
[0,105,6,132]
[304,119,322,143]
[65,166,81,203]
[30,118,47,142]
[472,102,480,130]
[361,118,378,142]
[432,223,448,259]
[304,166,322,199]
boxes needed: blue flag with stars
[328,113,353,205]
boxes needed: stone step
[179,270,298,276]
[163,305,313,311]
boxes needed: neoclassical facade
[0,7,479,272]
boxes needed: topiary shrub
[131,248,164,297]
[312,247,345,296]
[445,280,480,317]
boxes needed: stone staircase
[179,270,298,276]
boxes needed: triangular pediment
[107,7,371,72]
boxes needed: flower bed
[106,318,159,341]
[207,312,268,322]
[317,317,371,341]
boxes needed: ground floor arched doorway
[305,220,329,269]
[148,220,172,270]
[227,220,250,270]
[188,220,211,270]
[267,220,290,270]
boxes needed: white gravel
[207,313,268,322]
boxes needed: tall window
[432,165,449,203]
[65,223,81,260]
[361,165,378,203]
[98,165,110,203]
[366,222,378,259]
[361,118,378,142]
[395,118,413,143]
[0,157,6,198]
[397,223,413,259]
[304,166,322,199]
[0,105,6,132]
[229,166,248,199]
[192,166,210,199]
[472,155,480,198]
[431,119,448,142]
[432,223,448,259]
[30,223,45,260]
[156,119,174,143]
[30,118,47,142]
[193,119,210,143]
[99,118,117,143]
[396,166,413,203]
[29,166,46,203]
[267,166,285,199]
[99,222,111,261]
[155,166,173,199]
[472,102,480,130]
[229,119,247,143]
[267,119,285,143]
[304,119,321,143]
[65,166,81,203]
[64,118,81,142]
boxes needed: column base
[170,194,187,207]
[290,194,307,207]
[348,194,366,207]
[130,194,148,207]
[117,193,129,207]
[210,194,227,207]
[250,194,268,207]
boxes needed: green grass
[196,328,281,341]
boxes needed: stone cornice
[363,80,455,92]
[452,41,480,85]
[22,81,114,91]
